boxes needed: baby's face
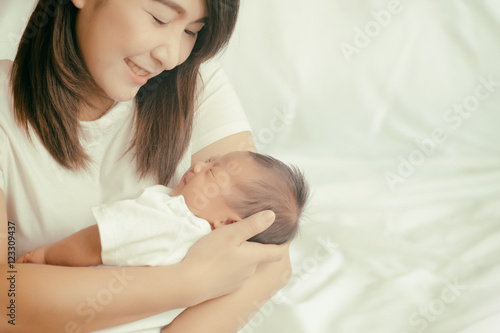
[172,151,259,229]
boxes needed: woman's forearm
[0,262,201,332]
[0,190,7,265]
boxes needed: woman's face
[73,0,207,102]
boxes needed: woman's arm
[191,131,256,164]
[16,225,102,266]
[0,188,283,332]
[0,190,7,265]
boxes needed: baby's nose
[192,161,206,174]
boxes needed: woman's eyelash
[152,15,166,25]
[150,13,198,37]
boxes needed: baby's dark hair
[226,152,309,245]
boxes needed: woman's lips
[125,58,151,85]
[125,58,150,76]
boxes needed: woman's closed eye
[186,24,205,38]
[150,13,167,25]
[149,13,200,37]
[185,29,197,37]
[153,16,166,25]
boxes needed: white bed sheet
[218,1,500,332]
[1,0,500,332]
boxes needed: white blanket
[219,1,500,332]
[1,0,499,332]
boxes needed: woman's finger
[219,210,285,264]
[240,241,285,264]
[222,210,276,244]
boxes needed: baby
[17,150,309,267]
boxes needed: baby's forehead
[219,152,260,172]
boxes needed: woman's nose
[151,30,181,71]
[152,46,179,71]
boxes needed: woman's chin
[109,89,140,102]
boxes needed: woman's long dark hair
[10,0,240,185]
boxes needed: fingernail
[262,210,275,223]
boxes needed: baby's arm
[16,225,102,266]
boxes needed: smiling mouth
[125,58,150,76]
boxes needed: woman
[0,0,291,331]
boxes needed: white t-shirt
[92,185,212,332]
[0,58,250,256]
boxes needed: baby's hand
[16,246,48,264]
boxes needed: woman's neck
[78,97,117,121]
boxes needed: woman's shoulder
[0,59,13,105]
[0,60,17,134]
[197,60,239,95]
[0,60,13,189]
[0,59,13,82]
[198,59,222,83]
[0,59,13,96]
[195,59,244,114]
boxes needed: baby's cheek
[214,170,232,189]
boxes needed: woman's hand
[181,210,285,302]
[16,246,48,264]
[164,243,291,333]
